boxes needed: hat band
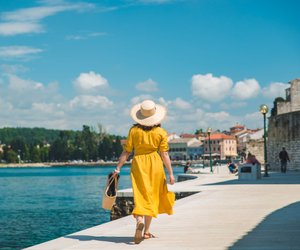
[140,107,156,117]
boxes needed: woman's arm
[160,151,175,185]
[112,151,131,176]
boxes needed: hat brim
[130,103,166,126]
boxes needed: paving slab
[25,167,300,250]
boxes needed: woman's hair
[133,123,161,131]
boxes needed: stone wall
[277,78,300,115]
[246,139,265,164]
[267,111,300,171]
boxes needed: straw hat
[130,100,166,126]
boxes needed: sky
[0,0,299,136]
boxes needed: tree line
[0,125,124,164]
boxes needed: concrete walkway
[25,166,300,250]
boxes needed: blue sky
[0,0,299,135]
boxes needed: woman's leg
[134,215,144,244]
[144,216,152,234]
[135,215,143,224]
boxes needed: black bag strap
[105,175,118,197]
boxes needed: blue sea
[0,165,183,250]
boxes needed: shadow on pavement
[229,201,300,250]
[64,235,134,244]
[205,171,300,186]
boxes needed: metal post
[259,104,269,177]
[263,113,268,177]
[208,132,212,173]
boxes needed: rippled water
[0,165,183,250]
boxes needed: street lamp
[259,104,269,177]
[207,127,213,173]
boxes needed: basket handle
[105,175,119,195]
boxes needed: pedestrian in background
[246,152,261,165]
[279,147,290,173]
[184,161,192,173]
[113,100,175,244]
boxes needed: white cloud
[69,95,113,110]
[0,22,43,36]
[0,69,273,135]
[0,2,94,36]
[232,79,261,100]
[243,111,262,129]
[262,82,289,99]
[130,94,153,105]
[191,73,233,102]
[136,78,158,92]
[0,72,118,131]
[32,102,64,116]
[74,71,108,93]
[220,101,247,110]
[157,97,170,107]
[164,102,238,133]
[65,32,106,40]
[8,74,44,91]
[172,97,191,109]
[5,74,62,109]
[0,46,43,58]
[2,4,94,22]
[0,64,28,74]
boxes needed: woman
[112,100,175,244]
[246,153,261,165]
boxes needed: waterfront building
[203,133,237,160]
[167,133,180,141]
[230,123,246,134]
[168,138,203,160]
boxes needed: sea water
[0,165,183,250]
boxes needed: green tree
[195,129,203,135]
[82,125,98,161]
[6,149,18,163]
[112,137,123,160]
[98,136,113,161]
[49,139,69,161]
[10,137,26,161]
[39,146,50,162]
[31,145,41,163]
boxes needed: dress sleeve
[159,129,169,152]
[124,127,134,153]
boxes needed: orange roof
[205,133,236,140]
[180,133,197,138]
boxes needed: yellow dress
[124,126,175,218]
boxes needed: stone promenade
[25,166,300,250]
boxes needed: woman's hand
[169,174,175,185]
[112,167,120,178]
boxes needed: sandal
[134,222,144,244]
[144,232,156,239]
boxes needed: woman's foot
[144,232,155,239]
[134,222,144,244]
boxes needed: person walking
[279,147,290,173]
[113,100,175,244]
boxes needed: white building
[168,138,203,160]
